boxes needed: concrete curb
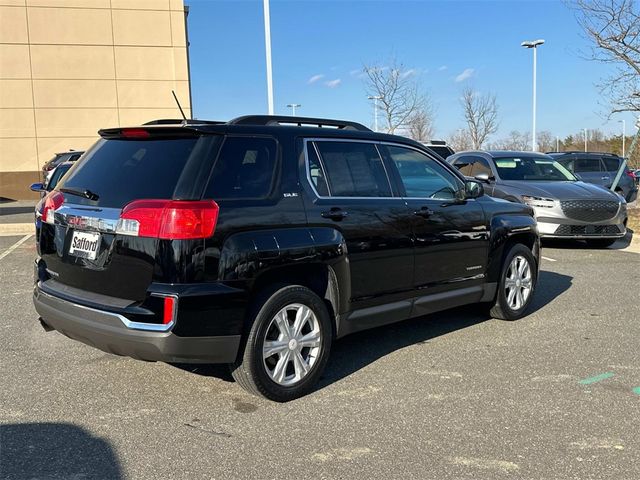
[0,223,35,236]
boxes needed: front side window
[313,141,391,197]
[206,136,277,199]
[473,157,493,177]
[453,156,476,176]
[386,146,461,199]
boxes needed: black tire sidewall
[244,286,332,401]
[496,244,537,320]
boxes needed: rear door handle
[321,208,348,221]
[413,207,434,218]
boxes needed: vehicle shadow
[174,270,573,391]
[318,270,573,389]
[0,422,123,480]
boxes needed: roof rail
[427,140,447,146]
[228,115,372,132]
[546,150,619,156]
[143,119,224,126]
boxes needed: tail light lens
[626,170,635,179]
[117,199,219,240]
[42,191,64,224]
[163,296,177,325]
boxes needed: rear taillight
[626,170,635,179]
[42,191,64,225]
[117,199,219,240]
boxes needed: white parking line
[541,256,557,262]
[0,234,33,261]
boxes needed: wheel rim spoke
[263,340,288,359]
[274,310,292,340]
[272,350,291,384]
[293,351,310,379]
[292,305,311,337]
[299,331,321,348]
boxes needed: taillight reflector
[118,199,219,240]
[42,191,64,224]
[163,296,176,325]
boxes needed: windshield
[494,156,577,181]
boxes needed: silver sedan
[448,151,628,248]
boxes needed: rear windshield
[58,138,199,207]
[427,145,454,159]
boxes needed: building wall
[0,0,191,200]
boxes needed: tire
[490,243,537,321]
[585,238,617,248]
[230,285,332,402]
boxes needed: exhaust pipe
[39,317,54,332]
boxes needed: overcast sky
[186,0,636,141]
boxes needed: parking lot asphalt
[1,237,639,480]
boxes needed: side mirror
[30,183,45,192]
[474,172,493,184]
[464,180,484,199]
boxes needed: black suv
[34,116,540,401]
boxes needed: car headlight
[522,196,556,208]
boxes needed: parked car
[41,150,83,181]
[448,151,628,248]
[31,162,75,238]
[31,162,75,197]
[423,140,455,159]
[33,115,540,401]
[546,152,638,203]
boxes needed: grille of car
[555,224,622,236]
[560,200,619,222]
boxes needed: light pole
[619,119,626,157]
[584,128,588,152]
[521,39,545,151]
[263,0,274,115]
[286,103,301,116]
[367,95,382,132]
[556,136,560,152]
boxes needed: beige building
[0,0,191,199]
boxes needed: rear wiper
[60,187,100,201]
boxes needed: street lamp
[263,0,274,115]
[286,103,301,116]
[521,39,545,151]
[367,95,382,132]
[619,119,626,157]
[584,128,588,152]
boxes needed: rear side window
[574,157,601,173]
[602,157,621,171]
[205,137,277,199]
[59,138,199,208]
[313,141,391,197]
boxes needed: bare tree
[460,87,499,149]
[405,103,435,142]
[570,0,640,114]
[536,130,556,152]
[491,130,530,150]
[363,58,425,134]
[448,128,474,151]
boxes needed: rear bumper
[33,285,241,364]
